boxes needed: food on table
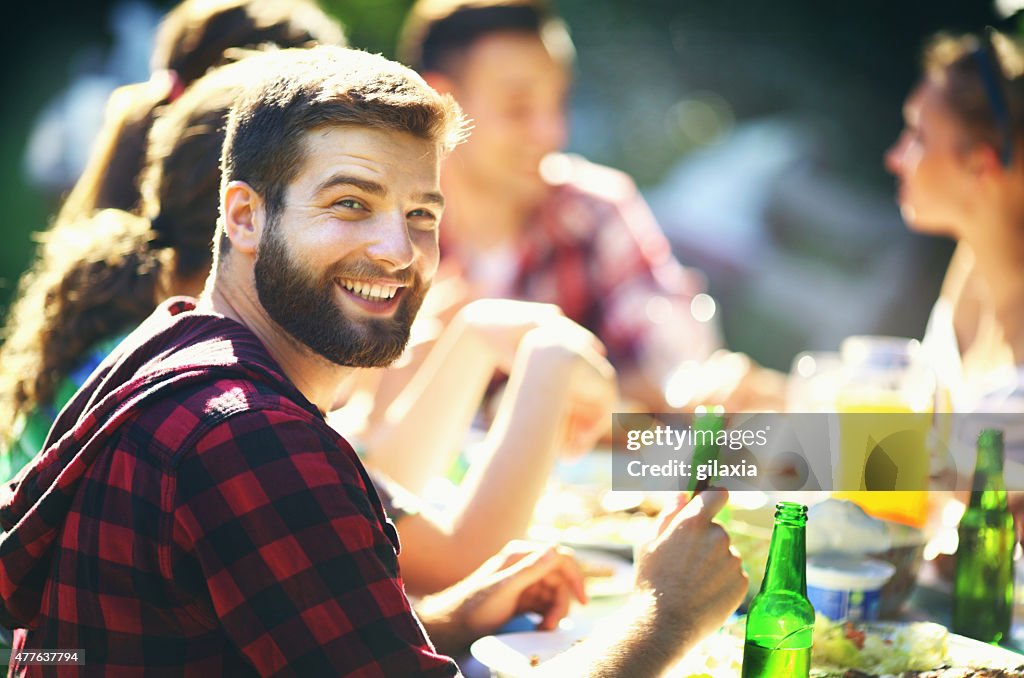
[807,500,892,556]
[477,617,1024,677]
[813,615,948,674]
[578,561,615,579]
[806,498,925,616]
[528,487,660,553]
[839,669,1024,677]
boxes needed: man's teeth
[340,280,399,301]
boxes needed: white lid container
[807,554,896,621]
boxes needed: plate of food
[470,617,1024,677]
[810,616,1024,677]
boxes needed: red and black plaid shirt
[440,154,716,373]
[0,299,459,677]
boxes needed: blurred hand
[633,490,747,642]
[457,299,568,373]
[666,350,787,413]
[419,541,586,652]
[518,318,617,458]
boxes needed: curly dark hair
[0,210,165,445]
[0,56,264,449]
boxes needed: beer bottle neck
[971,429,1007,510]
[761,508,807,596]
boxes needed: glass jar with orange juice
[832,336,935,528]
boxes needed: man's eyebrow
[313,175,443,208]
[314,174,387,198]
[419,191,445,208]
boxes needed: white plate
[470,629,586,678]
[948,633,1024,668]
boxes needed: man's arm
[174,408,460,677]
[538,491,747,677]
[394,315,616,595]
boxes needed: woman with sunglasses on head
[885,29,1024,464]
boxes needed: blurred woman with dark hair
[54,0,345,225]
[0,0,347,479]
[0,57,264,478]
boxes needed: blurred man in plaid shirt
[0,46,745,676]
[397,0,788,413]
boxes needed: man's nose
[366,211,416,270]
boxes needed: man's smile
[336,277,405,313]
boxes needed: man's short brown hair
[216,46,467,258]
[397,0,574,75]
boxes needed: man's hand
[634,490,747,644]
[417,541,586,654]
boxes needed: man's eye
[335,198,366,210]
[408,209,438,228]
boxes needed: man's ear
[221,181,264,255]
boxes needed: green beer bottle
[953,428,1015,644]
[742,502,814,678]
[688,406,725,494]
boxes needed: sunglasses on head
[971,28,1014,168]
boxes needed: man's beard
[254,214,428,368]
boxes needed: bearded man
[0,46,744,677]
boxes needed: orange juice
[833,391,931,527]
